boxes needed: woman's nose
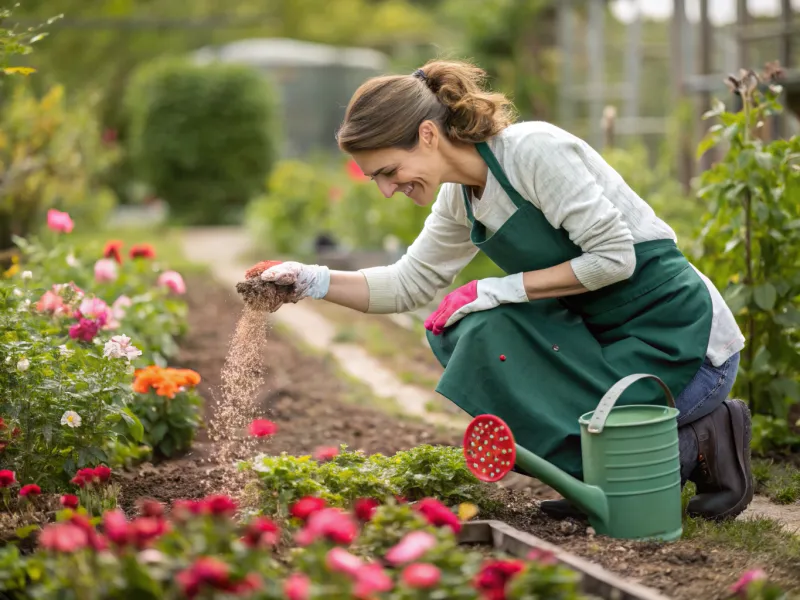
[376,179,397,199]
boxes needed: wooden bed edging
[459,520,672,600]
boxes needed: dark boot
[539,499,588,521]
[686,399,754,520]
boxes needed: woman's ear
[418,120,439,149]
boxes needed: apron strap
[461,140,530,223]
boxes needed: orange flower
[132,365,201,399]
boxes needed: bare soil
[23,275,799,599]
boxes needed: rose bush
[0,493,586,600]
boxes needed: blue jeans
[676,352,741,428]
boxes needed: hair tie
[412,68,428,83]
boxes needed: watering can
[464,373,683,541]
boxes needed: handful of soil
[235,260,295,313]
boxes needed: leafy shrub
[241,445,486,517]
[125,58,280,225]
[130,365,203,457]
[692,64,800,426]
[0,83,120,250]
[0,493,586,600]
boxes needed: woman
[259,60,753,521]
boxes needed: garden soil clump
[117,275,799,600]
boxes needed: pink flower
[385,530,437,565]
[313,445,339,461]
[19,483,41,497]
[69,318,102,342]
[39,522,88,553]
[0,470,16,487]
[290,497,327,521]
[242,517,280,547]
[103,334,142,361]
[284,573,311,600]
[94,259,118,283]
[78,297,110,321]
[326,547,364,576]
[60,494,80,509]
[414,497,461,533]
[296,507,358,546]
[402,563,441,588]
[111,295,132,320]
[158,270,186,295]
[103,509,131,546]
[47,209,74,233]
[204,495,238,517]
[730,569,767,597]
[354,498,380,522]
[248,419,278,437]
[527,548,558,565]
[36,290,65,315]
[354,563,393,598]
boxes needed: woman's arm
[323,270,372,313]
[522,261,587,300]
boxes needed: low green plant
[693,62,800,426]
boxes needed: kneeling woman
[259,60,753,521]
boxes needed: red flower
[103,509,131,546]
[60,494,80,509]
[346,159,369,181]
[413,498,461,533]
[171,498,207,521]
[242,516,279,547]
[473,559,525,600]
[0,470,16,487]
[354,498,380,522]
[326,547,364,576]
[313,445,339,461]
[130,516,169,548]
[70,513,108,551]
[71,468,96,487]
[93,465,112,482]
[69,318,102,342]
[284,573,311,600]
[297,507,358,546]
[179,557,231,598]
[137,498,164,517]
[248,418,278,437]
[204,495,237,517]
[290,496,326,521]
[19,483,41,497]
[39,522,89,553]
[402,563,441,588]
[103,240,123,264]
[129,244,156,260]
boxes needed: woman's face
[349,121,443,207]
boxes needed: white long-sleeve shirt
[358,121,745,367]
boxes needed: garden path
[181,226,800,534]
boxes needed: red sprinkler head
[463,414,517,482]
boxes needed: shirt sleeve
[515,131,636,291]
[358,184,479,313]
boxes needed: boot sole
[689,399,754,521]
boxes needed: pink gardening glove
[424,273,528,336]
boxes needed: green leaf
[149,422,168,444]
[773,306,800,328]
[724,284,751,314]
[754,284,777,311]
[15,525,39,540]
[159,436,175,457]
[122,407,144,443]
[768,378,800,403]
[755,152,775,170]
[751,347,772,374]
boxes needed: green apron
[426,141,713,480]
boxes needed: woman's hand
[259,261,331,302]
[424,273,528,335]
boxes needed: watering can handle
[587,373,676,434]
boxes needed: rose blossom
[414,497,461,533]
[385,531,437,565]
[296,507,358,546]
[129,244,156,259]
[474,559,525,598]
[19,483,41,497]
[94,259,118,283]
[103,240,123,264]
[78,297,110,321]
[402,563,441,588]
[354,498,380,522]
[730,569,767,597]
[0,470,16,487]
[103,334,142,361]
[60,494,80,509]
[248,418,278,437]
[284,573,311,600]
[242,516,280,547]
[157,270,186,294]
[326,547,364,576]
[39,522,88,553]
[313,445,339,461]
[47,209,74,233]
[354,563,393,598]
[290,496,326,521]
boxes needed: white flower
[21,270,32,280]
[61,410,81,428]
[103,334,142,362]
[66,253,78,267]
[58,345,73,357]
[12,288,23,297]
[16,358,30,372]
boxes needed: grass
[69,225,207,275]
[752,458,800,505]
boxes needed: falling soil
[58,275,800,599]
[234,277,294,313]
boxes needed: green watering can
[463,373,683,541]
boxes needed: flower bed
[0,210,201,503]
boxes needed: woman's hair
[336,59,516,153]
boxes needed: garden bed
[112,274,799,600]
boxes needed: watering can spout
[514,446,609,526]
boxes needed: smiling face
[349,121,445,207]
